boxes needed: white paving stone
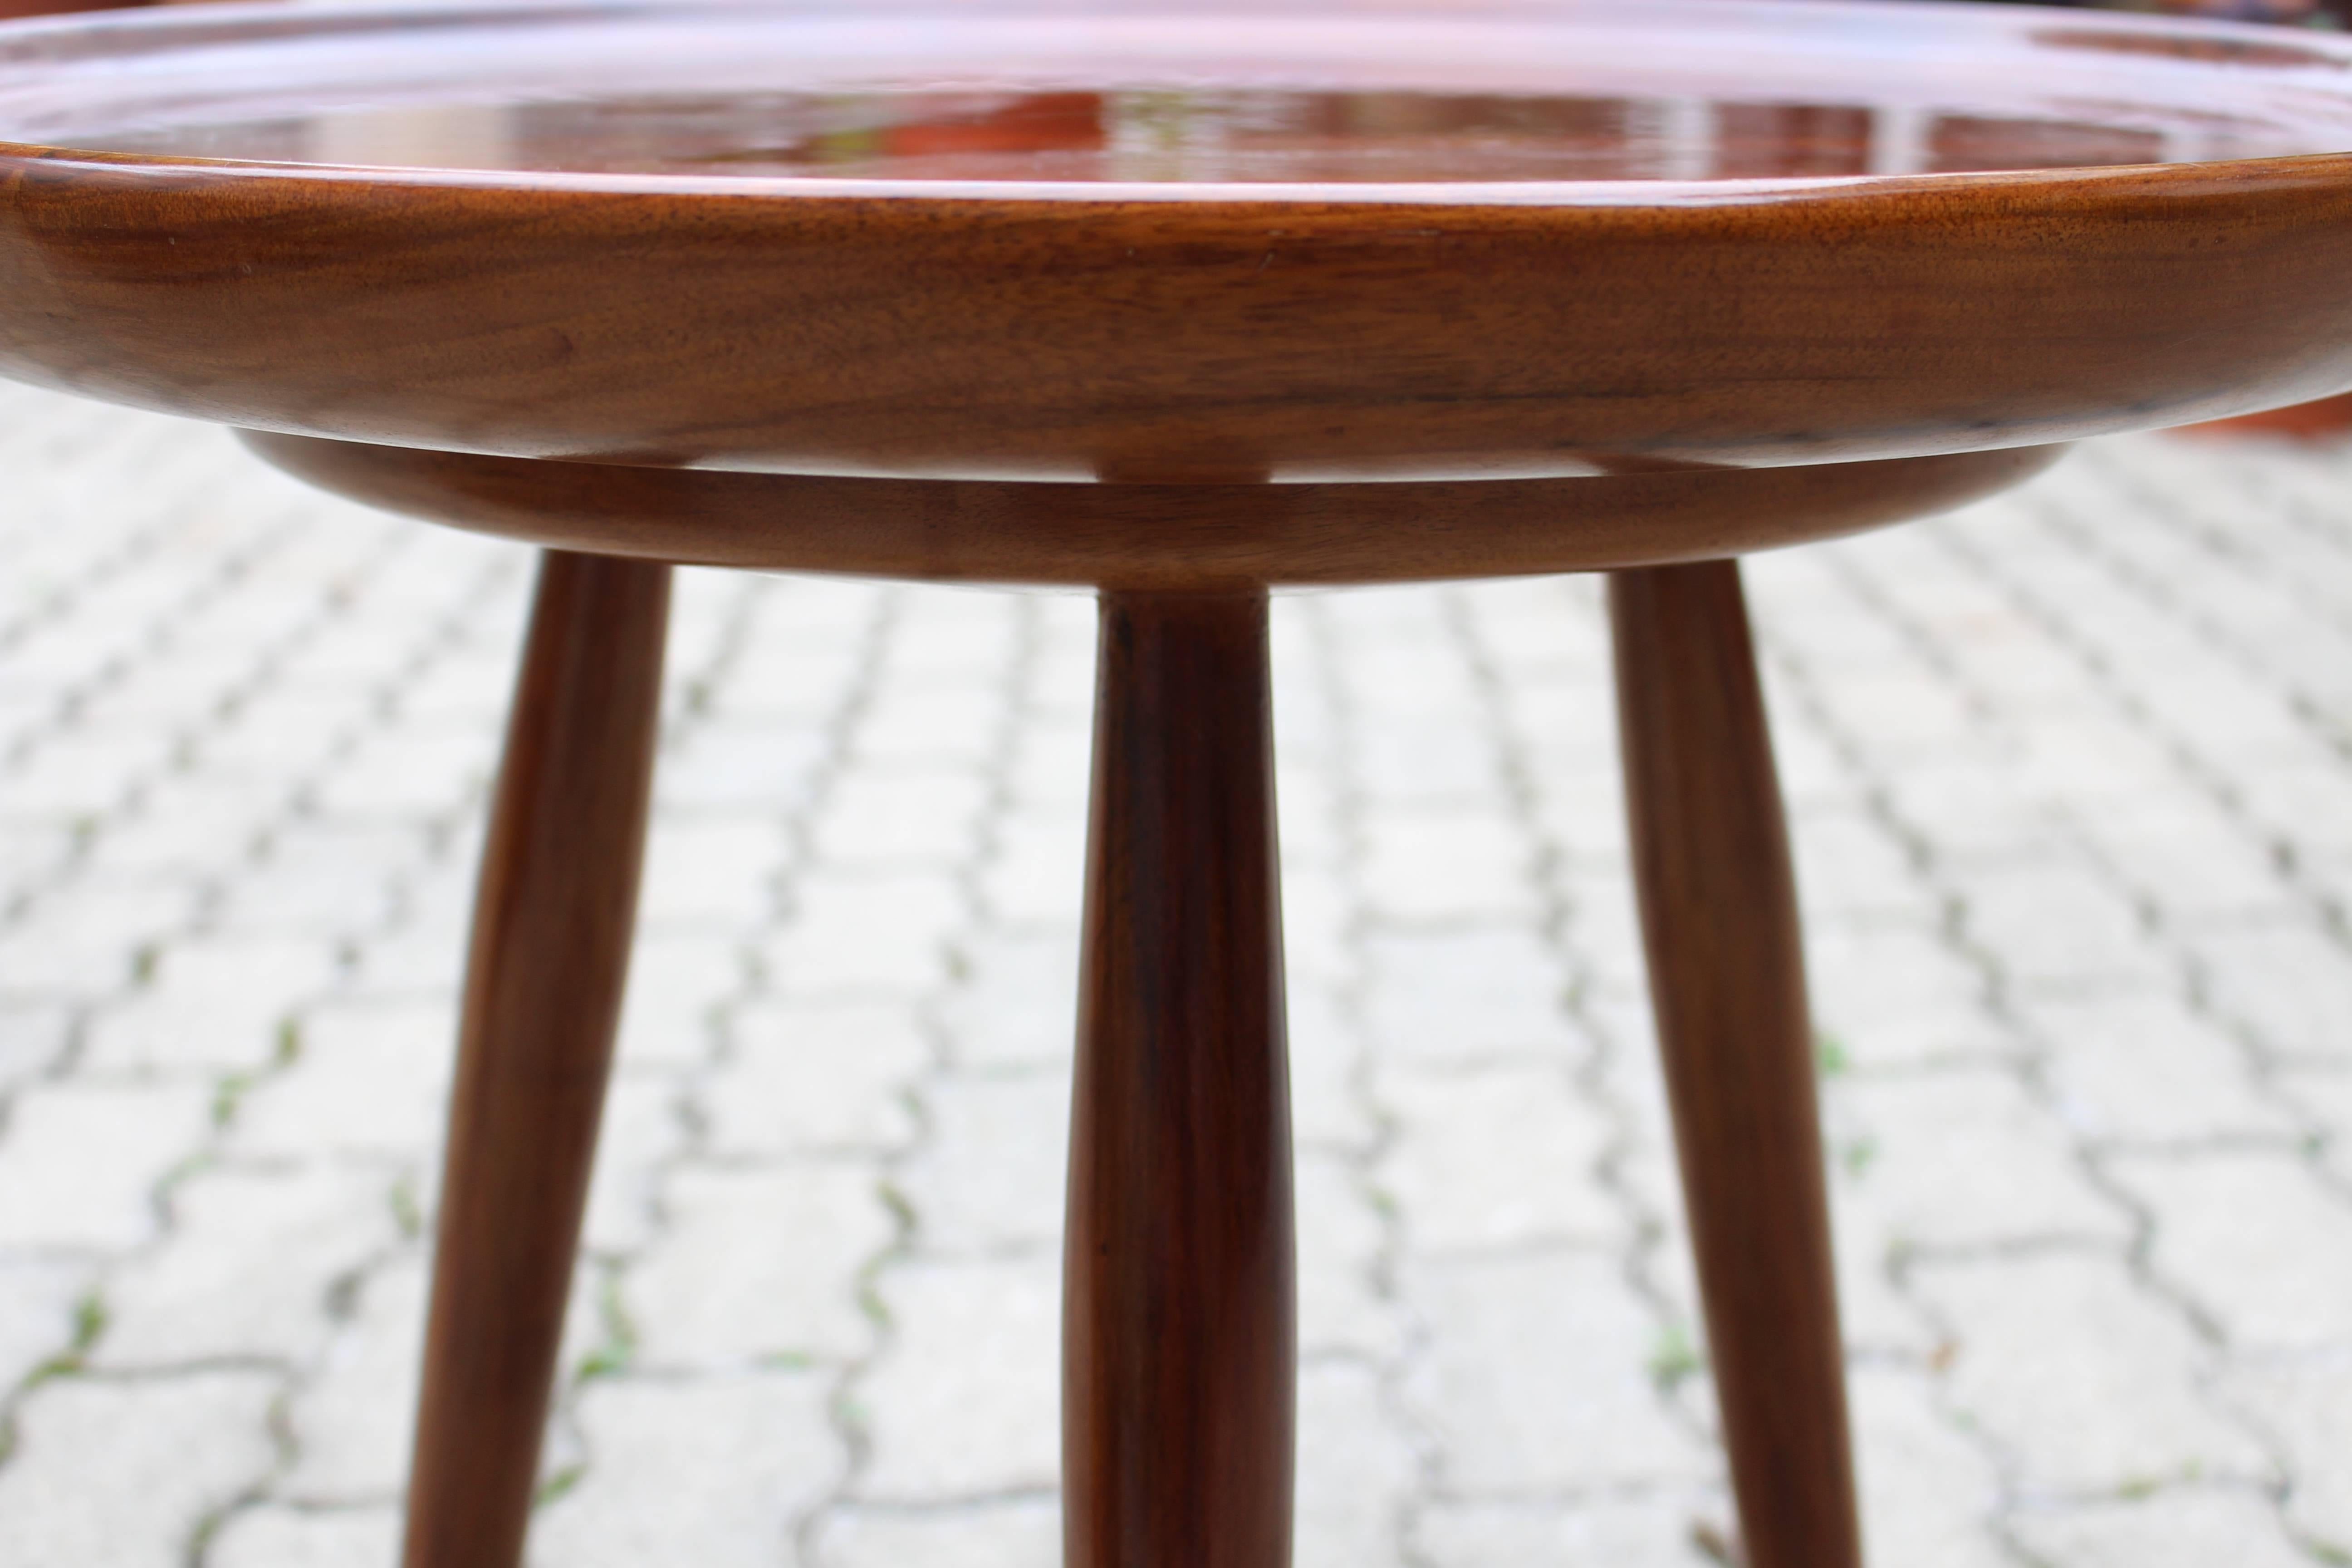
[2,729,172,820]
[1298,1152,1397,1358]
[80,935,334,1075]
[816,1499,1059,1568]
[2024,993,2293,1144]
[2220,1348,2352,1553]
[281,1256,428,1502]
[657,723,831,814]
[938,929,1079,1071]
[977,809,1086,927]
[628,1163,892,1369]
[2197,921,2352,1067]
[579,1072,685,1257]
[1792,808,1930,925]
[208,1506,402,1568]
[1359,925,1578,1062]
[1805,923,2000,1069]
[855,682,1007,768]
[2283,1069,2352,1184]
[0,1256,92,1387]
[0,1080,213,1250]
[0,1000,70,1095]
[767,870,965,993]
[1824,1186,1941,1357]
[1915,1251,2270,1496]
[210,823,416,935]
[1807,672,1981,762]
[634,816,786,929]
[1418,1496,1720,1568]
[531,1372,841,1568]
[858,1258,1059,1500]
[230,1002,453,1160]
[1360,809,1538,923]
[1283,862,1353,989]
[614,928,745,1069]
[0,878,201,995]
[1567,868,1650,998]
[2078,803,2298,926]
[1287,980,1374,1151]
[1850,1363,2008,1568]
[99,1162,395,1367]
[1956,859,2171,991]
[1829,1067,2126,1251]
[1872,757,2070,866]
[1522,764,1632,873]
[1295,1360,1416,1568]
[1350,717,1509,808]
[80,780,272,881]
[895,1071,1069,1254]
[2113,1150,2352,1351]
[1374,1060,1618,1251]
[707,997,928,1156]
[2008,1488,2313,1568]
[812,769,990,868]
[1402,1250,1713,1493]
[0,1372,277,1566]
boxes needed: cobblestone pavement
[5,377,2352,1568]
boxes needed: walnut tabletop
[4,0,2352,488]
[5,6,2352,1568]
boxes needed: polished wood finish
[2176,387,2352,438]
[1066,589,1293,1568]
[13,1,2352,1560]
[0,0,149,17]
[8,1,2352,480]
[240,430,2062,589]
[405,551,671,1568]
[1610,560,1857,1568]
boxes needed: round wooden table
[6,2,2352,1563]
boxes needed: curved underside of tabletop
[237,431,2063,587]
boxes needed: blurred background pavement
[5,381,2352,1566]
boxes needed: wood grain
[10,154,2349,480]
[238,430,2061,589]
[11,3,2352,1553]
[1609,560,1858,1568]
[5,2,2352,479]
[1066,589,1294,1568]
[0,0,149,16]
[403,550,671,1568]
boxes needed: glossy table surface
[5,0,2352,478]
[9,0,2352,186]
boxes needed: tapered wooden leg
[1064,588,1295,1568]
[1609,560,1862,1568]
[400,551,671,1568]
